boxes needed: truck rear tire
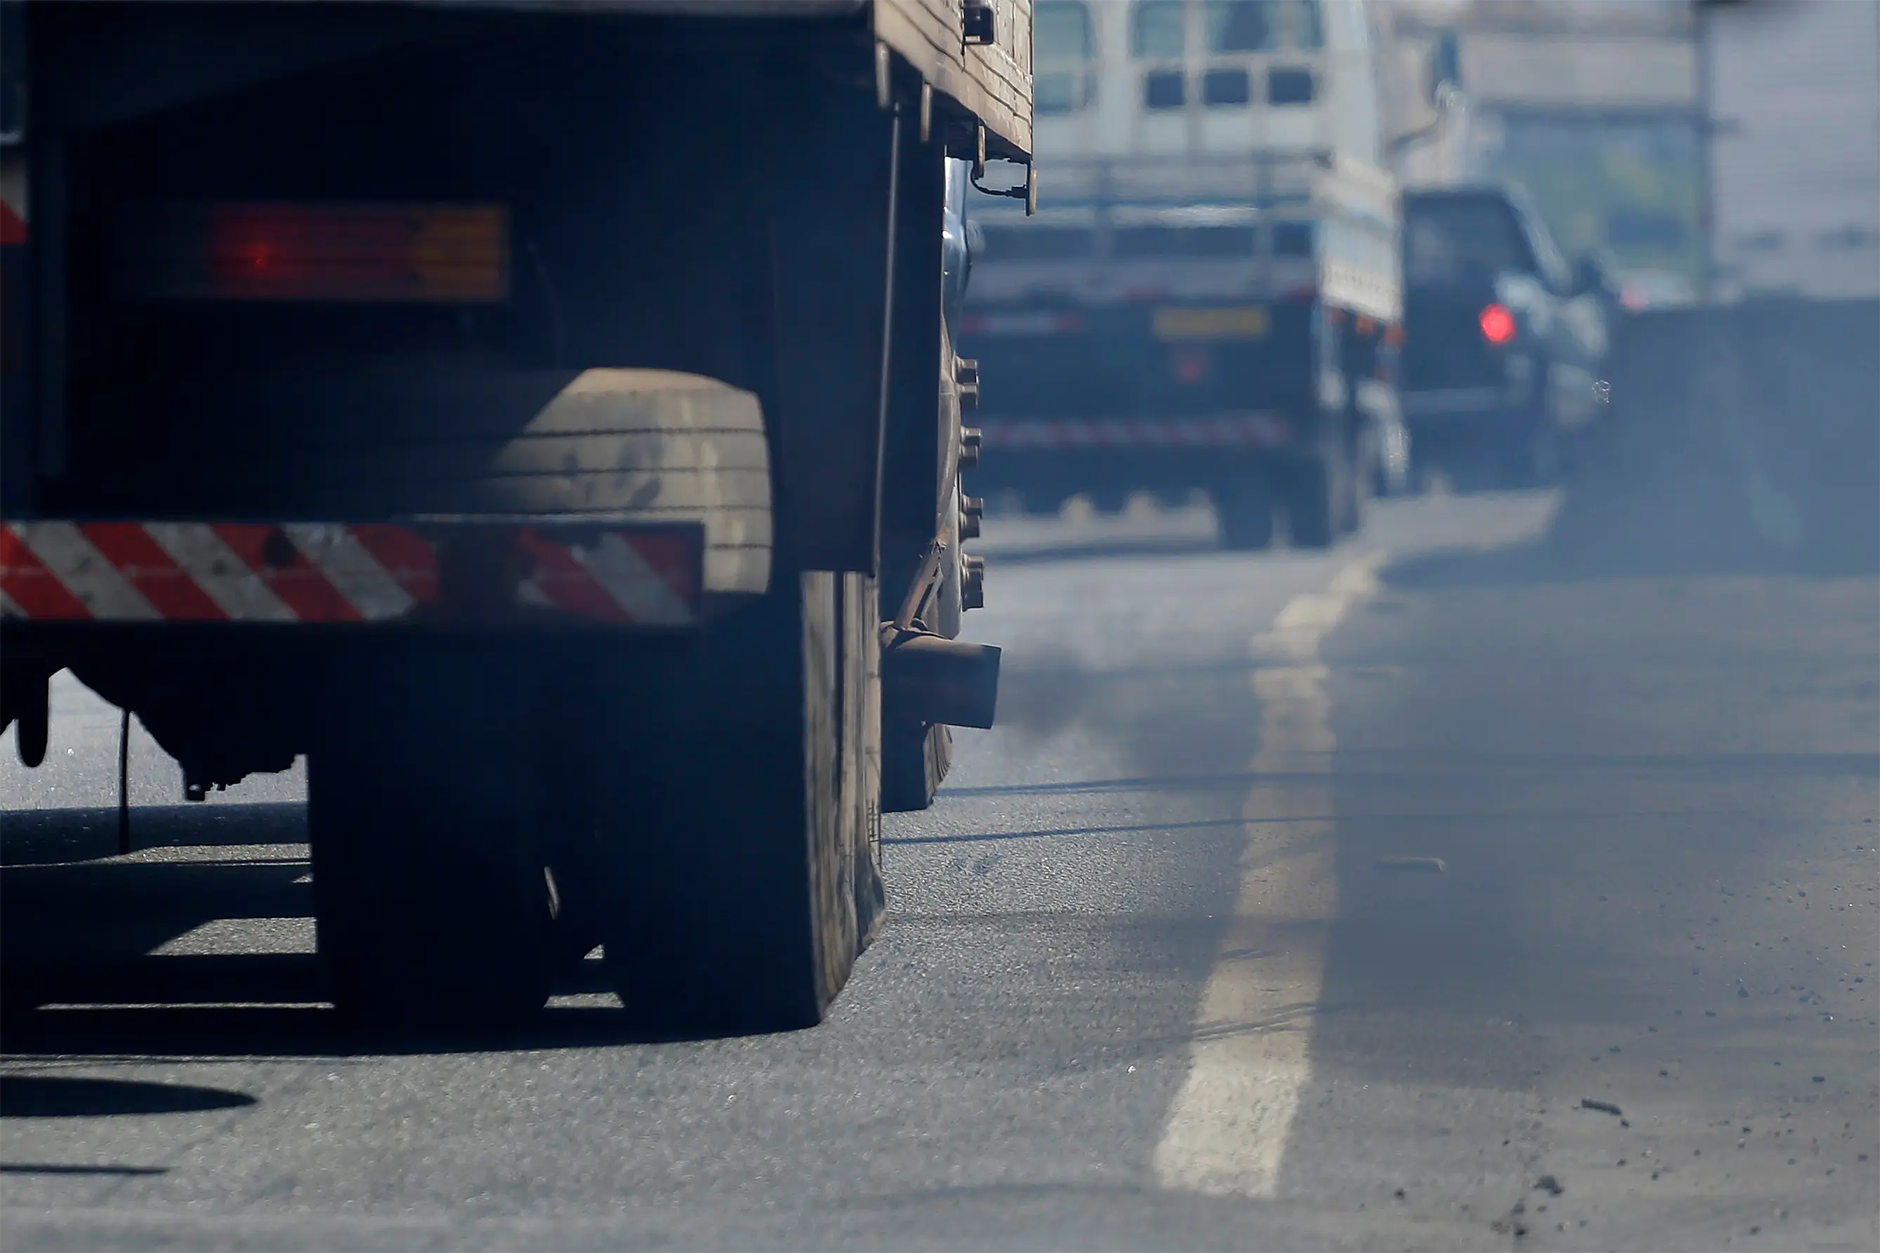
[1285,458,1338,549]
[882,720,952,812]
[311,652,557,1028]
[1510,420,1563,488]
[1214,483,1276,551]
[589,573,872,1034]
[1340,432,1372,536]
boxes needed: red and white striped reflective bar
[0,521,700,627]
[979,414,1292,450]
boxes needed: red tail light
[1479,302,1516,345]
[1170,344,1211,385]
[117,203,509,303]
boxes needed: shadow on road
[0,1075,256,1118]
[0,805,752,1059]
[0,803,308,867]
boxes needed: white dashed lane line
[1153,551,1385,1198]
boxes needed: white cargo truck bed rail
[970,152,1399,322]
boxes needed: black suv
[1400,186,1612,486]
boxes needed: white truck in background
[960,0,1405,551]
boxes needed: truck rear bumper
[979,413,1293,451]
[1,518,705,630]
[966,414,1305,500]
[1398,386,1512,420]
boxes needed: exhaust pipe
[880,626,1000,730]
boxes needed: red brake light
[1170,344,1211,385]
[1479,302,1516,345]
[117,203,509,303]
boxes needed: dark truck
[1398,185,1612,485]
[0,0,1031,1033]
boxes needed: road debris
[1581,1099,1624,1116]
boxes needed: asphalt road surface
[3,482,1876,1251]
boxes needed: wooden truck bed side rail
[873,0,1032,159]
[73,0,1037,158]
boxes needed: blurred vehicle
[959,0,1405,551]
[1615,268,1698,312]
[1382,6,1706,308]
[1398,184,1610,485]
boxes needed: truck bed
[969,153,1400,322]
[427,0,1033,159]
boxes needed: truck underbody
[0,0,1030,1031]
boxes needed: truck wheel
[1520,422,1563,487]
[1285,458,1339,549]
[311,652,556,1028]
[590,573,869,1034]
[1339,431,1373,537]
[882,720,952,812]
[1214,484,1276,551]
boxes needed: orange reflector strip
[117,203,509,303]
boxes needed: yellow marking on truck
[1152,306,1271,341]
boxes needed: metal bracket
[893,537,947,633]
[971,162,1036,217]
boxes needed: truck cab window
[1204,0,1320,52]
[1293,0,1323,50]
[1205,0,1277,53]
[1133,0,1186,58]
[1405,198,1537,284]
[1036,1,1097,114]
